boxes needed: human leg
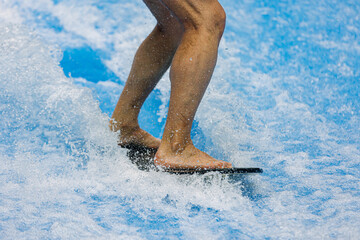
[110,0,183,148]
[155,0,232,169]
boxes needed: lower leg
[155,27,232,169]
[110,24,182,148]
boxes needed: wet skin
[110,0,232,170]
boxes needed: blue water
[1,0,359,239]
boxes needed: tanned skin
[110,0,232,170]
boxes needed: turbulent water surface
[0,0,359,239]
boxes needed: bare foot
[154,144,232,170]
[110,122,161,149]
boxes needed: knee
[157,18,184,38]
[155,19,184,47]
[208,3,226,37]
[183,2,226,39]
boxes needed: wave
[0,0,359,239]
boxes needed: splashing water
[0,0,359,239]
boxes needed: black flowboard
[122,144,263,175]
[161,167,263,175]
[121,144,157,171]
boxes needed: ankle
[109,119,139,133]
[158,138,193,155]
[171,141,191,154]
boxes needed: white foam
[1,0,360,238]
[0,23,265,239]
